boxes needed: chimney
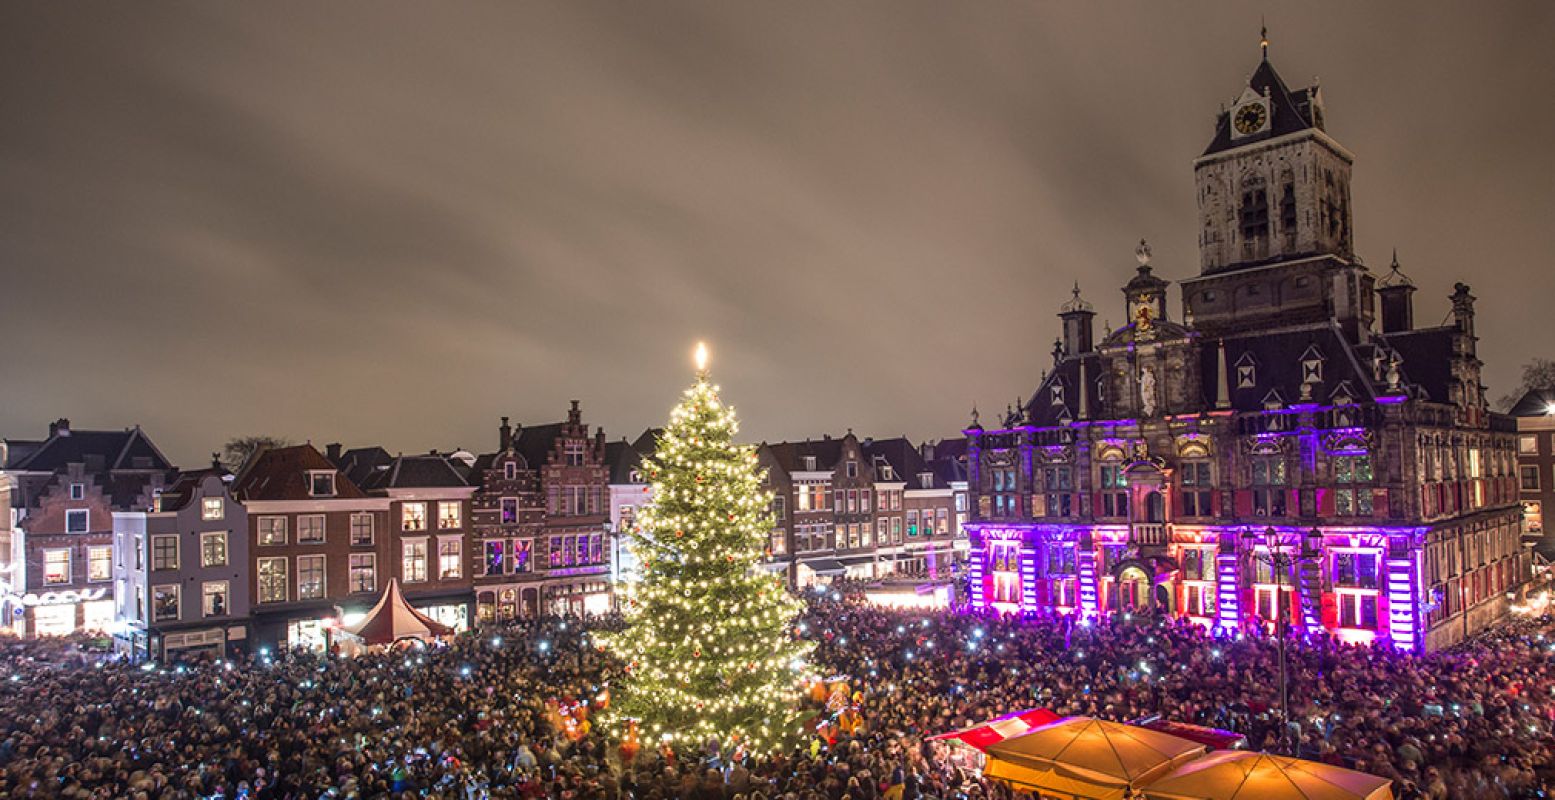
[499,416,513,451]
[1058,282,1096,356]
[568,400,582,426]
[1377,251,1417,334]
[50,418,71,437]
[325,442,342,462]
[1450,282,1476,339]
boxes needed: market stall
[927,708,1062,774]
[338,579,455,650]
[1141,750,1393,800]
[981,717,1206,800]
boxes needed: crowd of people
[3,593,1555,799]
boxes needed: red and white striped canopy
[928,708,1062,751]
[342,578,455,645]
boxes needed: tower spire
[1260,17,1269,61]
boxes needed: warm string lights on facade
[595,343,813,752]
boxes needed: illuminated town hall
[963,47,1527,652]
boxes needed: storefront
[6,589,114,638]
[546,581,613,617]
[162,627,230,658]
[286,618,331,652]
[797,558,845,587]
[833,555,869,580]
[414,601,470,632]
[476,584,543,623]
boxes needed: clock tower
[1181,42,1372,338]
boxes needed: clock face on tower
[1233,102,1268,135]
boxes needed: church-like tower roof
[1202,57,1324,157]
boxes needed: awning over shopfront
[800,558,846,576]
[342,579,455,646]
[837,555,877,567]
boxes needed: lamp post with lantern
[1241,525,1323,756]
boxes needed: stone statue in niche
[1141,367,1158,417]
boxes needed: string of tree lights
[597,343,813,753]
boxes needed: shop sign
[17,588,108,607]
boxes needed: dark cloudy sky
[3,2,1553,465]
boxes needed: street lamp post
[1241,525,1323,757]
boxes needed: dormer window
[1235,352,1258,389]
[1300,344,1326,384]
[308,471,336,497]
[803,456,817,471]
[918,472,933,489]
[881,465,895,481]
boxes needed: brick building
[357,453,476,631]
[1,420,171,637]
[863,437,961,579]
[962,48,1526,652]
[232,444,391,651]
[468,403,613,620]
[760,436,859,585]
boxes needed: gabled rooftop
[233,444,369,502]
[358,453,469,491]
[8,419,173,475]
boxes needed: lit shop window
[202,532,228,567]
[258,558,288,603]
[402,540,428,582]
[402,503,427,532]
[88,546,112,582]
[439,539,462,579]
[297,555,326,600]
[44,549,71,585]
[297,514,326,544]
[438,502,462,530]
[350,513,374,545]
[152,585,180,622]
[203,581,228,617]
[349,554,376,594]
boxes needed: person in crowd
[3,590,1555,799]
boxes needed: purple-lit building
[963,49,1526,652]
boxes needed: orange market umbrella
[1142,750,1394,800]
[982,717,1207,800]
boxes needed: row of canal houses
[1,408,969,661]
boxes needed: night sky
[3,2,1553,465]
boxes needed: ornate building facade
[963,49,1525,652]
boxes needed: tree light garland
[595,343,813,753]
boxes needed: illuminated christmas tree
[599,343,812,753]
